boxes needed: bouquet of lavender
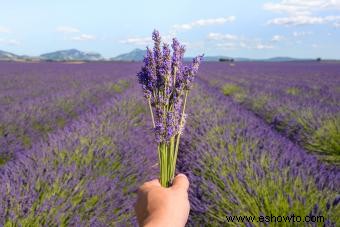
[137,30,203,187]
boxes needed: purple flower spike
[137,29,203,187]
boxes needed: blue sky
[0,0,340,58]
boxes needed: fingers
[139,179,161,191]
[171,174,189,192]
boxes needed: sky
[0,0,340,59]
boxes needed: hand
[135,174,190,227]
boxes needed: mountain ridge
[0,49,333,62]
[110,48,146,61]
[40,49,103,61]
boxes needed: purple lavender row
[0,62,339,225]
[0,89,157,225]
[198,62,340,163]
[177,80,340,225]
[0,62,141,165]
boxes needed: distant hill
[111,51,314,62]
[0,49,335,62]
[40,49,103,61]
[261,57,308,62]
[192,56,316,62]
[0,50,20,61]
[111,51,236,62]
[111,48,146,61]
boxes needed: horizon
[1,1,340,59]
[1,47,339,60]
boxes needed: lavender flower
[137,29,203,187]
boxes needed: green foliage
[195,124,340,226]
[286,87,300,96]
[233,91,247,103]
[56,117,66,128]
[111,79,130,93]
[22,135,32,149]
[334,86,340,93]
[111,83,123,93]
[209,79,221,87]
[221,83,242,96]
[117,79,130,89]
[58,99,74,114]
[252,94,270,111]
[306,117,340,156]
[71,190,84,207]
[0,124,4,136]
[221,83,247,103]
[84,195,99,210]
[32,121,52,134]
[10,135,121,226]
[0,154,10,166]
[3,95,14,105]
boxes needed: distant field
[0,62,339,226]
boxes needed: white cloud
[240,42,248,48]
[7,39,20,46]
[182,41,205,51]
[120,37,152,45]
[271,35,285,41]
[0,39,20,46]
[264,0,340,26]
[173,24,192,30]
[0,26,10,33]
[334,21,340,28]
[56,26,80,33]
[207,33,238,41]
[120,32,176,46]
[292,31,312,36]
[56,26,96,41]
[255,43,274,49]
[214,38,275,50]
[216,42,237,49]
[208,32,276,50]
[71,34,96,41]
[173,16,235,31]
[264,0,340,15]
[267,15,340,25]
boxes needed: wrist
[142,213,174,227]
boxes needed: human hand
[135,174,190,227]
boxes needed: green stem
[159,142,169,187]
[169,137,175,184]
[172,90,189,175]
[173,68,177,88]
[148,98,155,128]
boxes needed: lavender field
[0,61,339,226]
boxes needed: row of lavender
[178,80,340,225]
[199,62,340,163]
[0,62,139,165]
[1,81,158,225]
[0,62,339,225]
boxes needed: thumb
[171,174,189,192]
